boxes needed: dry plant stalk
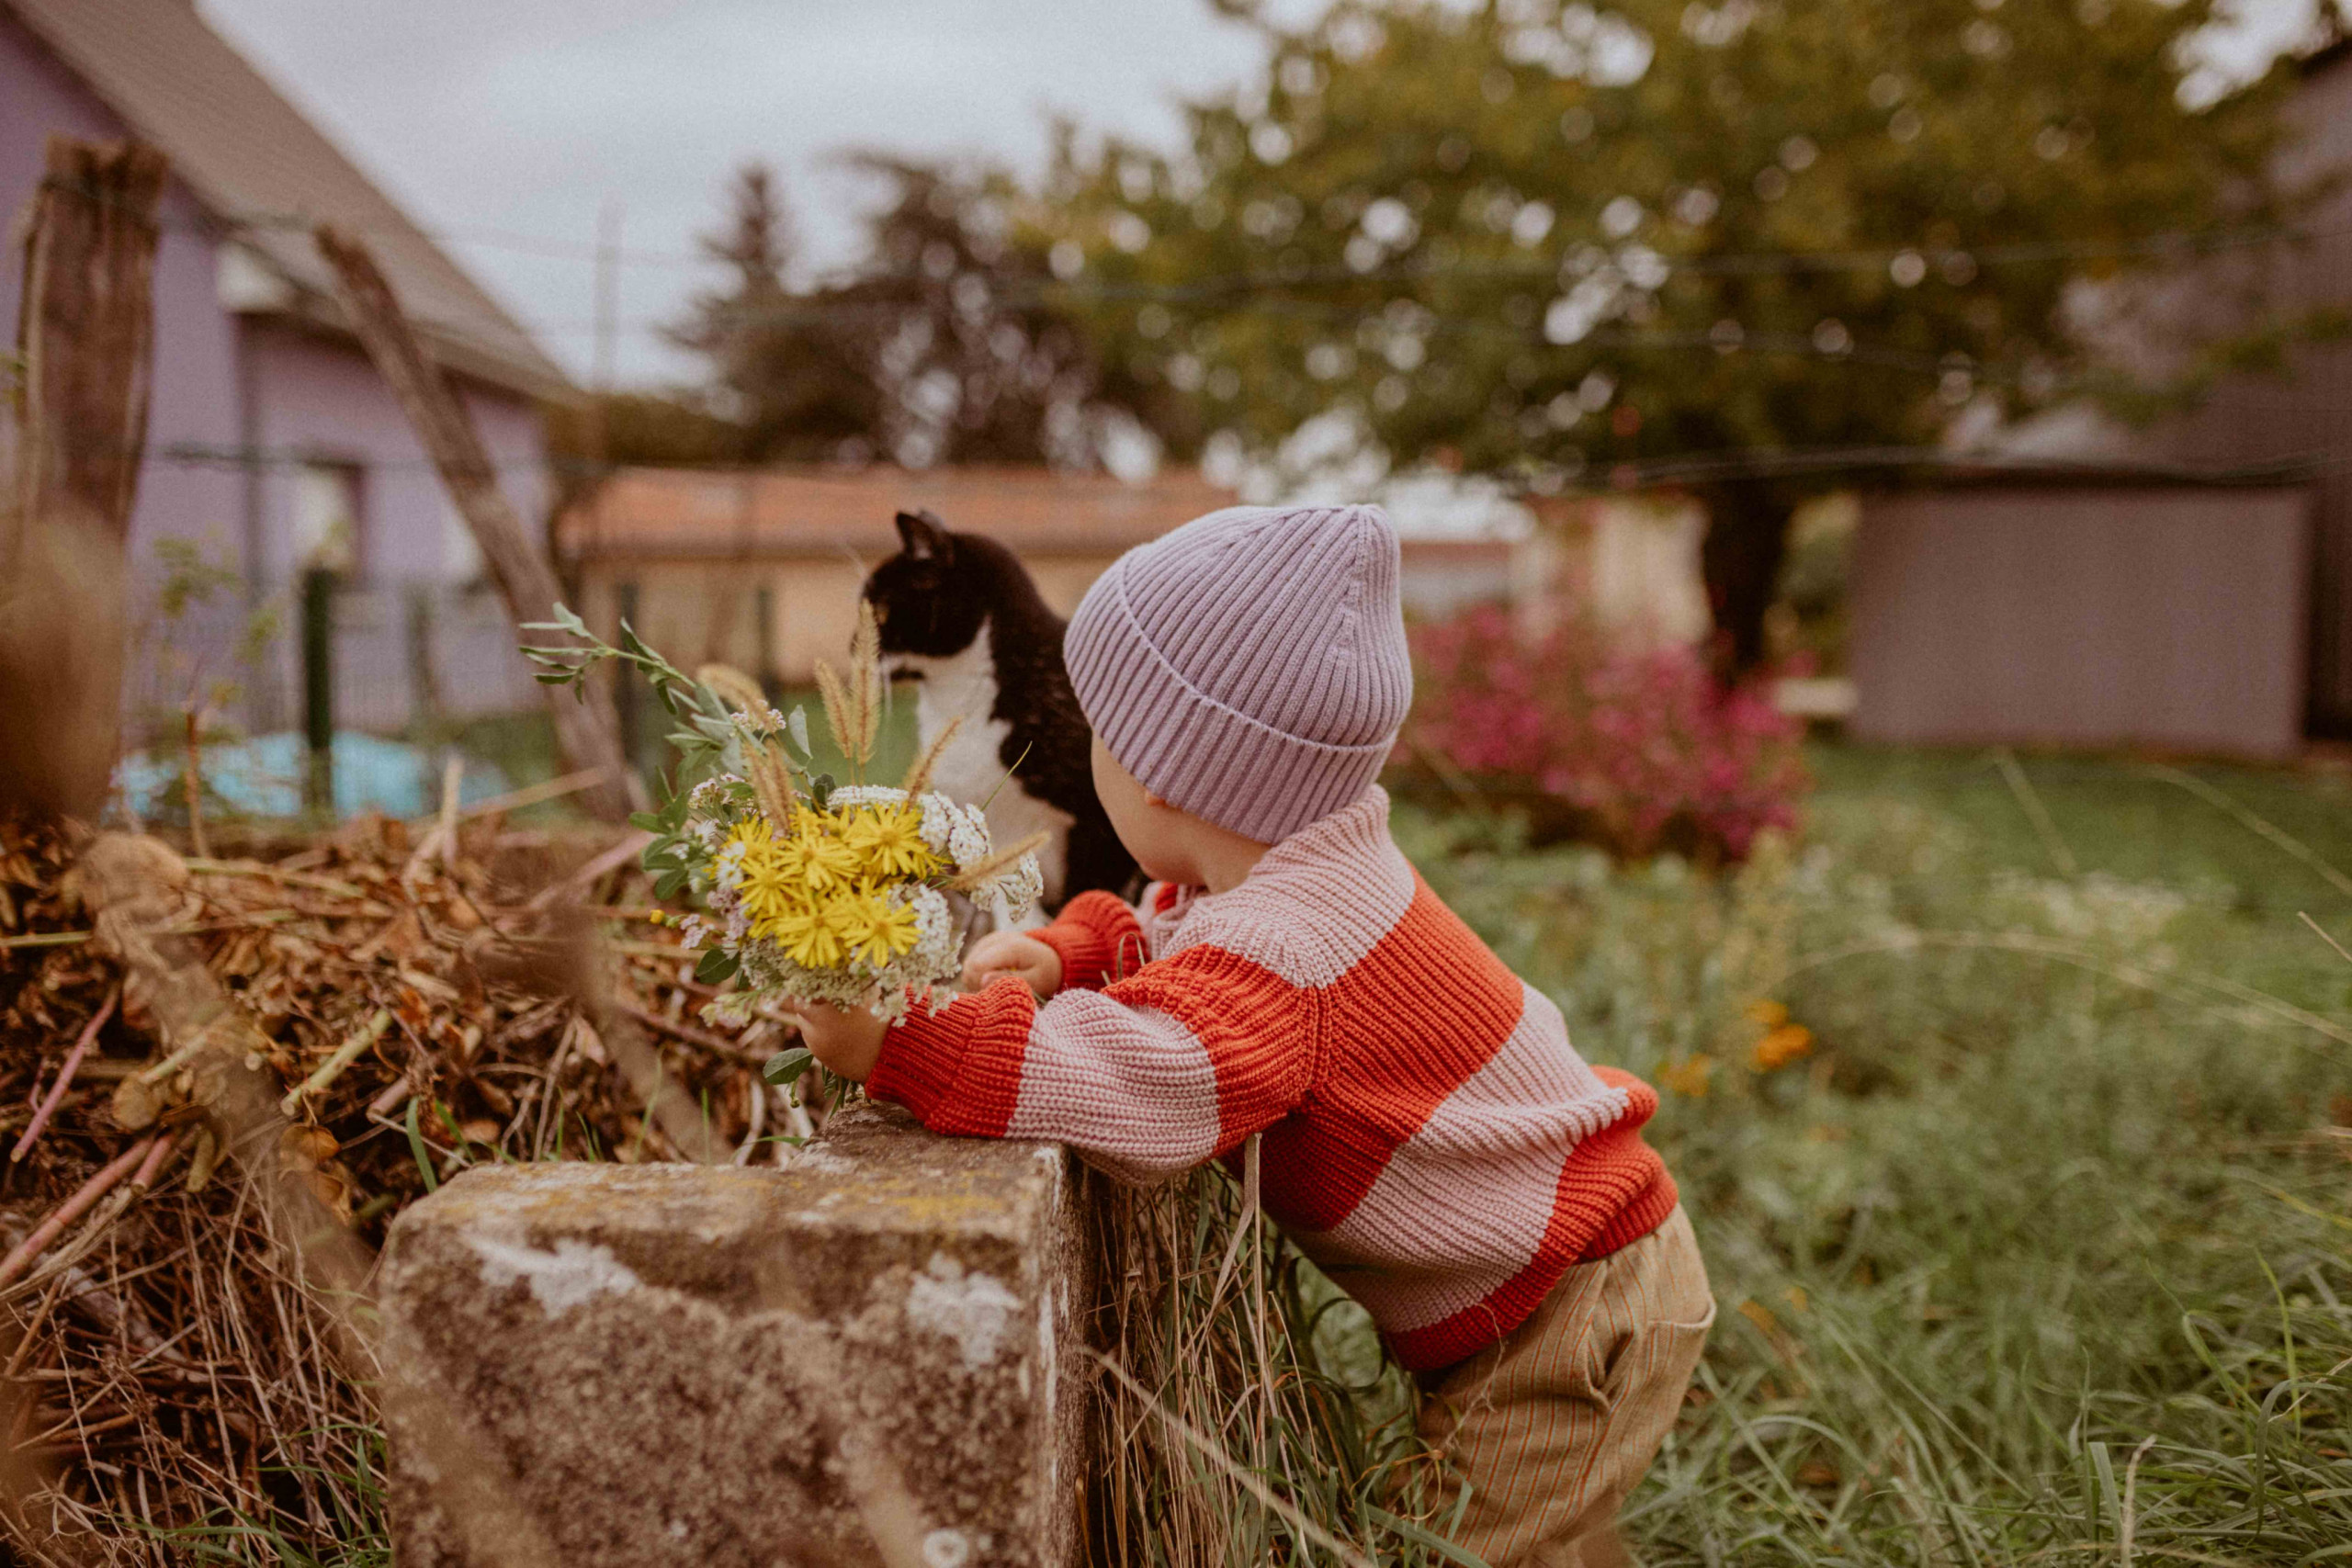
[0,810,794,1563]
[899,714,963,798]
[693,662,769,718]
[813,599,886,776]
[693,660,803,825]
[746,742,799,830]
[813,661,855,770]
[1086,1166,1474,1567]
[945,830,1053,895]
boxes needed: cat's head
[862,510,990,660]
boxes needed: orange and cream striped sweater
[866,787,1678,1371]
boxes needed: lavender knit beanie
[1064,503,1412,844]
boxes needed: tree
[543,390,745,486]
[666,163,880,462]
[830,152,1197,470]
[667,156,1192,472]
[1039,0,2305,671]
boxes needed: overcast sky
[198,0,2329,390]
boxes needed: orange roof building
[551,466,1527,686]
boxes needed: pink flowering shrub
[1399,604,1809,862]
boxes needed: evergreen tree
[667,157,1190,472]
[666,163,880,462]
[832,153,1194,470]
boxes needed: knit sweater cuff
[865,978,1037,1136]
[1033,891,1144,992]
[1575,1066,1678,1260]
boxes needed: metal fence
[122,577,544,748]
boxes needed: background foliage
[1035,0,2306,662]
[1393,747,2352,1562]
[1401,597,1808,860]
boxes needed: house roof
[6,0,570,400]
[555,466,1244,561]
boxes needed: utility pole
[591,198,622,447]
[589,199,639,771]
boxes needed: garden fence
[123,575,545,749]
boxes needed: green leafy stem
[521,604,834,929]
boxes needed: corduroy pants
[1417,1205,1713,1568]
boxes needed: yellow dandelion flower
[842,804,939,880]
[1743,998,1790,1028]
[769,895,854,970]
[833,886,921,967]
[731,829,805,933]
[788,807,864,892]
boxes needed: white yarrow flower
[917,792,958,853]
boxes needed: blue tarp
[114,732,513,821]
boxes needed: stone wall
[377,1104,1090,1568]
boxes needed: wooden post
[311,225,643,821]
[300,566,336,814]
[0,138,167,817]
[11,138,166,536]
[404,581,447,739]
[614,580,642,772]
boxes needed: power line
[96,170,2341,311]
[34,180,2352,488]
[50,175,2346,386]
[210,199,2344,287]
[493,290,2018,389]
[130,435,2352,491]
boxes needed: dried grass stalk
[813,661,855,765]
[693,662,768,718]
[1084,1164,1476,1566]
[944,830,1051,894]
[814,602,886,774]
[899,715,964,799]
[747,741,798,826]
[849,601,882,765]
[0,810,781,1563]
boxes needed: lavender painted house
[2,0,571,732]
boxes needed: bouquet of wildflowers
[523,603,1044,1028]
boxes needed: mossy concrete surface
[377,1103,1089,1567]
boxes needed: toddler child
[792,502,1713,1567]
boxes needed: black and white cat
[861,510,1137,913]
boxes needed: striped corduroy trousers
[1418,1206,1714,1568]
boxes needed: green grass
[767,681,921,789]
[141,1425,391,1567]
[442,709,563,797]
[127,744,2352,1564]
[1395,744,2352,1564]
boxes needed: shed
[1849,475,2313,759]
[1980,41,2352,738]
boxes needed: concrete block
[377,1102,1089,1568]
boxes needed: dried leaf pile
[0,808,814,1566]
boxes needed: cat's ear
[895,510,953,565]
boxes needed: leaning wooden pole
[0,137,167,817]
[312,225,643,821]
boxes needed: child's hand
[784,999,888,1082]
[962,931,1062,1000]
